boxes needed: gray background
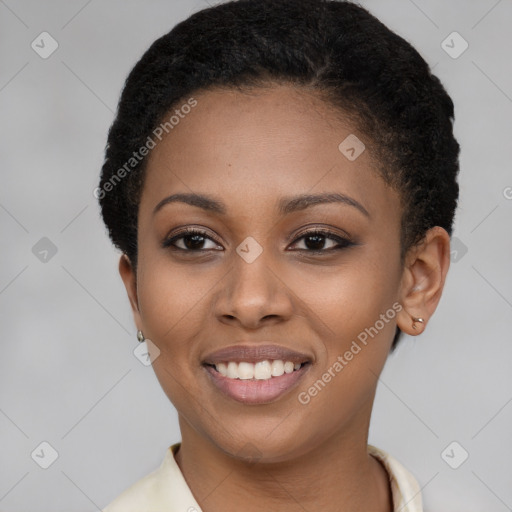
[1,0,511,510]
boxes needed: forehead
[140,84,398,218]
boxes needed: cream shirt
[103,443,423,511]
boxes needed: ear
[396,226,451,336]
[119,254,143,332]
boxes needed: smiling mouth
[205,359,309,380]
[201,344,313,403]
[203,360,312,404]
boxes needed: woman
[98,0,460,510]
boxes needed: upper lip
[203,344,313,365]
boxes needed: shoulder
[102,465,163,512]
[368,444,423,512]
[102,443,199,512]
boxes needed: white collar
[368,444,423,512]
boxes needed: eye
[162,227,354,253]
[162,228,223,252]
[289,228,354,252]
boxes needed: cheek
[137,254,211,335]
[289,256,401,415]
[135,259,215,388]
[291,256,400,339]
[136,260,207,410]
[292,264,399,433]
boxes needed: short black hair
[98,0,460,352]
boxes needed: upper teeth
[214,360,302,380]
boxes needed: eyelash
[162,227,354,254]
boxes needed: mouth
[202,345,313,404]
[205,359,308,379]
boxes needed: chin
[208,423,313,464]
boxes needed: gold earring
[137,330,145,343]
[411,317,424,330]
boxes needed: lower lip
[204,364,310,404]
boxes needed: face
[122,84,410,462]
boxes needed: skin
[119,84,451,512]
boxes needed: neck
[175,408,392,512]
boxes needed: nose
[214,249,294,329]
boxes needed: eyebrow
[278,192,370,218]
[152,192,370,218]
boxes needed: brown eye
[290,229,353,252]
[162,228,223,251]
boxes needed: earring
[137,330,145,343]
[411,317,424,330]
